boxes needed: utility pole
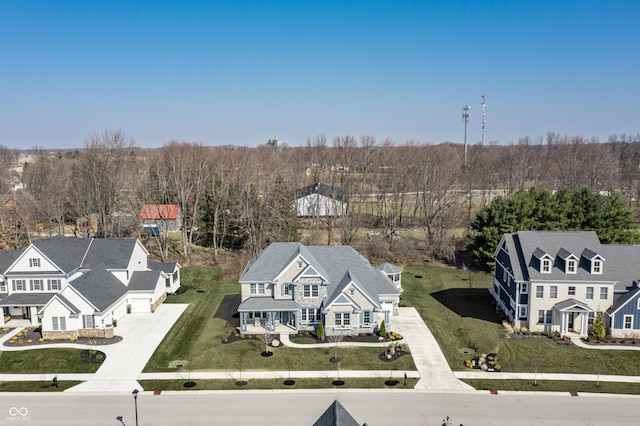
[462,105,470,166]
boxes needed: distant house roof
[313,400,361,426]
[376,262,402,274]
[148,259,179,274]
[140,204,180,220]
[293,183,346,202]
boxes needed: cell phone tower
[481,94,486,145]
[462,105,470,166]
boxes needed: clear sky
[1,0,639,149]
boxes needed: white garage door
[130,298,150,313]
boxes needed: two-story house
[493,231,640,337]
[0,235,180,339]
[237,242,401,336]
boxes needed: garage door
[130,299,150,313]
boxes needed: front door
[568,312,575,330]
[282,311,289,325]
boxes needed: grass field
[401,265,640,376]
[144,266,416,373]
[0,381,82,392]
[461,379,640,395]
[0,349,101,374]
[140,377,419,391]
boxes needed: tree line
[2,130,640,265]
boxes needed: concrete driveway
[65,303,187,393]
[393,307,474,391]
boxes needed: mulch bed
[80,349,106,364]
[3,327,122,347]
[581,338,640,347]
[222,331,394,344]
[378,350,410,362]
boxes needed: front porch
[554,298,594,337]
[237,297,301,334]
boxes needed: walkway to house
[569,335,640,350]
[279,333,388,348]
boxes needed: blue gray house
[493,231,640,337]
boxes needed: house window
[538,310,552,324]
[593,260,602,274]
[13,280,25,291]
[0,281,6,292]
[536,286,544,298]
[363,311,371,324]
[29,258,41,267]
[568,286,576,296]
[83,315,94,329]
[600,287,608,300]
[520,283,528,294]
[52,317,67,331]
[518,306,527,320]
[282,284,291,296]
[624,315,633,330]
[250,283,265,295]
[304,284,319,297]
[586,287,594,300]
[542,259,551,273]
[567,259,576,274]
[550,286,557,299]
[335,312,350,327]
[49,279,61,291]
[301,308,321,323]
[588,312,595,326]
[31,279,43,291]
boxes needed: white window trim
[520,283,528,294]
[600,287,608,300]
[535,285,544,299]
[518,306,528,319]
[592,259,603,274]
[550,286,557,299]
[30,258,41,268]
[586,287,594,300]
[568,286,576,296]
[541,259,552,273]
[623,314,633,330]
[566,259,577,274]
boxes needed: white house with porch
[237,242,401,336]
[492,231,640,337]
[0,235,180,338]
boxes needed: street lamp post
[132,389,139,426]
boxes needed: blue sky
[1,0,639,149]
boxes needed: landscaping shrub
[316,322,325,341]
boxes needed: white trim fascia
[4,245,65,275]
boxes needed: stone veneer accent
[42,330,78,339]
[78,327,115,338]
[151,292,167,312]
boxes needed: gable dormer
[532,247,553,274]
[557,248,579,274]
[581,248,605,274]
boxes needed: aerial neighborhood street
[2,1,640,425]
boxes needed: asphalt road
[2,391,639,425]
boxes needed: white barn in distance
[293,183,347,217]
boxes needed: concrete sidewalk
[65,303,188,393]
[569,335,640,350]
[455,370,640,383]
[139,370,421,381]
[279,333,387,348]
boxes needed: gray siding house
[238,242,400,336]
[493,231,640,337]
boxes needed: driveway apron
[65,303,187,393]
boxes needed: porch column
[560,312,566,336]
[0,311,5,326]
[240,312,247,333]
[581,313,588,337]
[268,311,275,332]
[294,310,299,331]
[30,306,39,325]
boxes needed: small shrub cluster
[464,352,501,372]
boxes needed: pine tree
[316,322,325,341]
[590,311,606,339]
[379,320,387,338]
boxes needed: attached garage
[129,297,152,313]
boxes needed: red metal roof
[140,204,180,220]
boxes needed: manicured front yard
[0,349,101,374]
[402,265,640,376]
[144,266,415,373]
[461,379,640,395]
[140,377,419,391]
[0,381,82,392]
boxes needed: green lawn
[140,377,419,391]
[402,265,640,376]
[0,349,101,374]
[144,266,416,372]
[0,381,82,392]
[462,379,640,395]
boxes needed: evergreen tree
[316,322,325,341]
[379,320,386,338]
[590,311,606,339]
[469,187,639,269]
